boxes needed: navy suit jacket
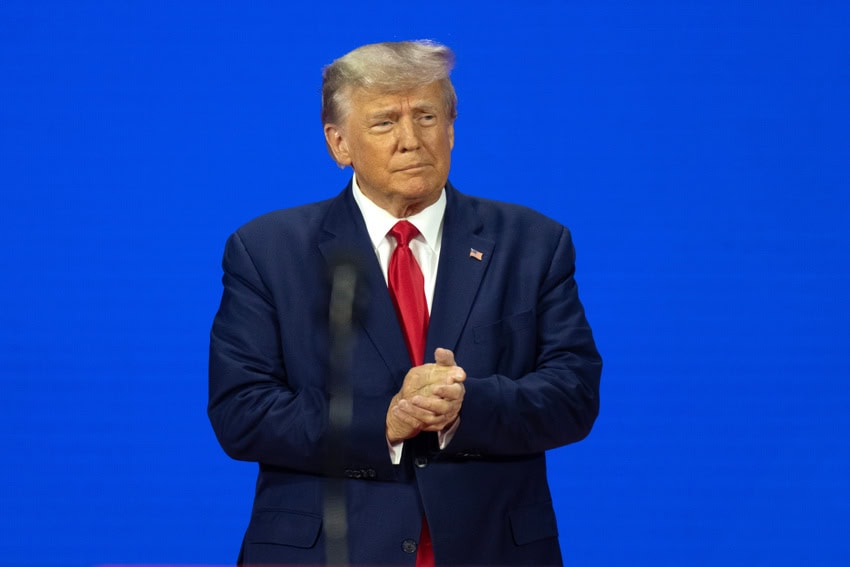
[208,182,602,565]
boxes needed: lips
[396,163,429,172]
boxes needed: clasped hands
[386,347,466,444]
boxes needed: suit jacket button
[414,456,428,468]
[401,538,417,554]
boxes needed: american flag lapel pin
[469,248,484,261]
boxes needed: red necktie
[387,220,434,567]
[388,221,429,366]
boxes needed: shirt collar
[351,175,446,251]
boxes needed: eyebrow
[410,101,440,113]
[366,100,440,119]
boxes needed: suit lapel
[425,185,494,360]
[317,184,411,379]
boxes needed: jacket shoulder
[233,197,335,242]
[452,188,569,239]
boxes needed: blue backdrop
[2,2,848,565]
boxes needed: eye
[370,120,394,132]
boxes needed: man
[209,40,601,566]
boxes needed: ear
[447,120,455,151]
[324,124,352,166]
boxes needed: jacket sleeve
[446,226,602,456]
[207,230,396,478]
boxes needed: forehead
[348,81,445,115]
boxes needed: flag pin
[469,248,484,261]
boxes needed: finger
[434,347,456,367]
[444,367,466,384]
[386,409,420,442]
[414,403,460,431]
[421,416,459,432]
[397,398,439,421]
[431,383,465,401]
[408,398,462,429]
[405,396,456,419]
[415,412,455,430]
[393,404,424,425]
[401,398,454,426]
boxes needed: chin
[402,182,441,200]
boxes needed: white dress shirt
[351,175,444,307]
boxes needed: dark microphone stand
[324,258,360,565]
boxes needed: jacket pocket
[508,500,559,546]
[245,508,322,549]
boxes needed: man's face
[324,81,455,218]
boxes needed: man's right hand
[385,348,466,444]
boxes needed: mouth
[396,163,429,172]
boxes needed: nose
[397,117,421,152]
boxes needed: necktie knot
[389,220,420,249]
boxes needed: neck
[359,187,442,219]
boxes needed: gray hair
[321,40,457,126]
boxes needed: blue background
[2,1,848,565]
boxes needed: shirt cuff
[438,417,461,449]
[388,439,404,465]
[387,418,461,463]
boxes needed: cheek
[435,131,454,153]
[361,142,393,162]
[349,142,379,164]
[434,140,453,161]
[361,152,389,170]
